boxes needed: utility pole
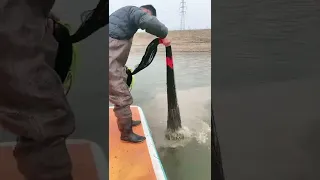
[179,0,186,30]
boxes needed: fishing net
[51,18,79,95]
[131,38,160,75]
[70,0,109,43]
[212,105,225,180]
[52,21,73,83]
[124,38,160,91]
[131,38,183,137]
[125,66,135,91]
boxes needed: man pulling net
[109,5,171,143]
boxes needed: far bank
[131,29,211,53]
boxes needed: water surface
[128,52,212,180]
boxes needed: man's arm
[129,7,168,38]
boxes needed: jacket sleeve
[129,6,168,38]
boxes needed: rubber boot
[117,118,145,143]
[132,120,141,126]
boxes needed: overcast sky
[109,0,211,30]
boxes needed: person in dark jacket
[109,5,171,143]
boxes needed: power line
[179,0,186,30]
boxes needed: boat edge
[135,106,168,180]
[109,105,168,180]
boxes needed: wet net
[131,39,183,137]
[212,105,225,180]
[125,38,160,88]
[70,0,109,43]
[131,38,160,75]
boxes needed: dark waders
[0,0,75,179]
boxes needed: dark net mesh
[212,105,225,180]
[70,0,108,43]
[131,38,160,75]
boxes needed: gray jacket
[109,6,168,40]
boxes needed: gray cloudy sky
[109,0,211,30]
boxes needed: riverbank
[131,29,211,53]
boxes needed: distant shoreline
[131,29,211,53]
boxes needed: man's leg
[109,37,145,143]
[0,0,74,179]
[14,137,73,180]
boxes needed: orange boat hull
[109,105,167,180]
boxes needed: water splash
[165,126,190,141]
[141,86,211,148]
